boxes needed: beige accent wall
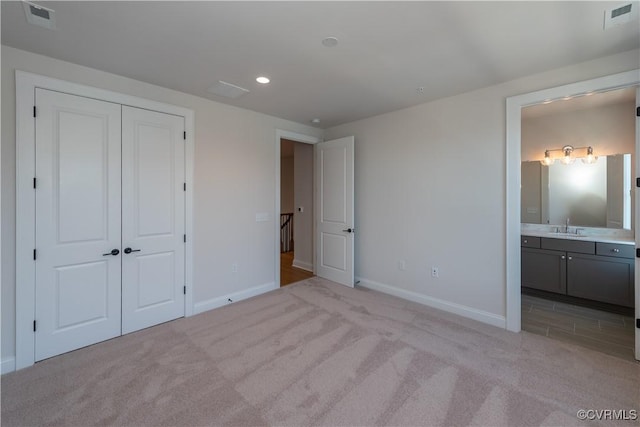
[521,101,635,162]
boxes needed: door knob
[342,228,354,233]
[124,247,141,254]
[102,249,120,256]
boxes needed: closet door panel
[34,89,122,361]
[121,106,185,334]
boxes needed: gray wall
[324,49,639,321]
[1,46,323,367]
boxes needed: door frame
[15,71,195,370]
[274,130,321,287]
[505,69,640,334]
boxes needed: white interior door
[121,106,185,334]
[35,89,122,361]
[635,86,639,361]
[315,136,355,287]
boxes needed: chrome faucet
[565,218,570,233]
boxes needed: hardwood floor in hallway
[280,251,314,286]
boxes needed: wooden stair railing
[280,213,294,253]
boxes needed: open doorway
[280,138,315,286]
[519,87,637,361]
[506,71,640,363]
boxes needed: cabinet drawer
[541,238,595,254]
[596,242,634,259]
[521,235,540,248]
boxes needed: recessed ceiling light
[311,118,321,124]
[321,37,339,47]
[256,76,270,84]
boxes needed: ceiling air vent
[604,3,638,30]
[207,81,250,99]
[22,1,56,30]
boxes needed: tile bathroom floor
[521,293,636,362]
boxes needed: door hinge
[637,318,640,329]
[183,234,186,243]
[33,177,37,189]
[636,106,640,117]
[33,320,37,332]
[636,248,640,258]
[183,286,186,295]
[183,182,186,191]
[183,131,186,140]
[33,106,37,118]
[33,249,37,260]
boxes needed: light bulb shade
[581,146,597,164]
[560,145,575,164]
[540,150,554,166]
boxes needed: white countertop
[522,230,634,245]
[520,224,634,245]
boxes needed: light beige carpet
[2,278,639,426]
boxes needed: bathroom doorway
[514,84,639,362]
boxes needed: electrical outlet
[431,267,439,278]
[232,263,238,273]
[398,260,406,271]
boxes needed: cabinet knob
[561,255,565,259]
[568,256,573,260]
[523,239,528,243]
[611,248,620,253]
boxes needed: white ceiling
[2,1,639,128]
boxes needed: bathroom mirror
[521,154,632,229]
[520,86,636,230]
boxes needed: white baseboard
[193,281,278,315]
[292,259,313,272]
[1,357,16,375]
[356,277,506,329]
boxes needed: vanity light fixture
[540,145,597,166]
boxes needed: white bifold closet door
[34,89,185,361]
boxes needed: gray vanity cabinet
[521,248,567,293]
[521,236,634,307]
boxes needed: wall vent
[22,1,56,30]
[604,3,638,30]
[207,81,250,99]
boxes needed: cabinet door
[521,248,566,294]
[567,253,634,307]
